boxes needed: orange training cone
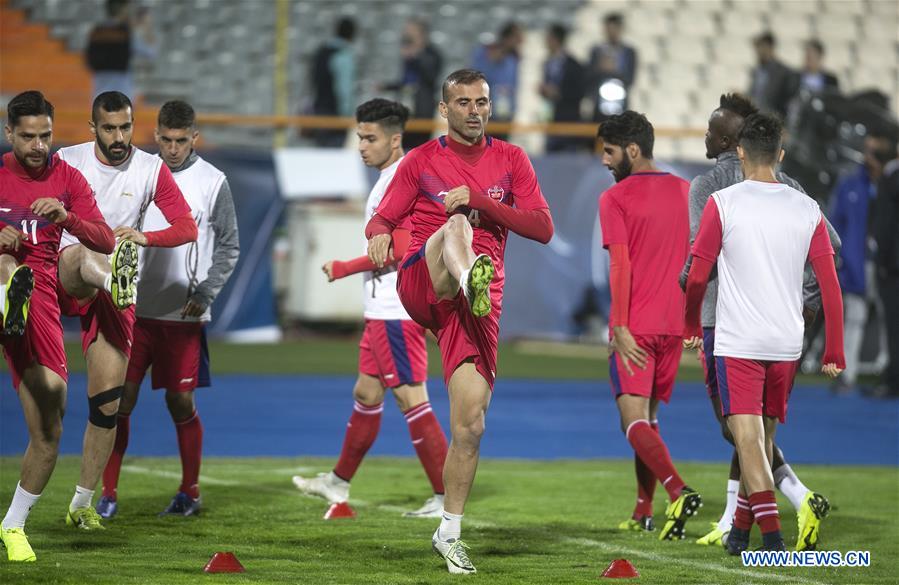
[324,501,356,519]
[601,558,639,578]
[204,552,245,573]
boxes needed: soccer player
[0,91,115,561]
[597,111,702,541]
[684,112,845,553]
[683,94,840,550]
[96,100,239,518]
[366,69,553,574]
[56,91,197,530]
[291,99,449,518]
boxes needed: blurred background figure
[309,17,357,147]
[588,13,637,121]
[470,22,522,136]
[871,151,899,398]
[383,18,443,150]
[748,31,794,117]
[797,39,839,95]
[540,23,586,152]
[85,0,157,99]
[828,130,896,393]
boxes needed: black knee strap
[89,386,123,429]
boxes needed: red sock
[175,411,203,499]
[749,490,781,535]
[404,402,448,494]
[333,401,383,481]
[625,420,685,501]
[734,495,754,530]
[102,414,130,499]
[632,420,661,518]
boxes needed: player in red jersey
[365,69,553,574]
[597,111,702,541]
[0,91,115,562]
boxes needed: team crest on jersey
[487,185,505,200]
[121,191,133,197]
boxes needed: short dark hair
[499,21,520,41]
[604,13,623,26]
[336,17,355,41]
[548,23,568,45]
[755,31,776,47]
[106,0,128,18]
[442,69,488,102]
[806,39,824,55]
[92,91,133,122]
[7,90,54,128]
[158,100,196,130]
[355,98,410,134]
[597,110,654,159]
[738,112,783,164]
[718,93,758,119]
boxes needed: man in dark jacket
[540,24,586,152]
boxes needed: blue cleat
[159,492,201,517]
[96,496,118,519]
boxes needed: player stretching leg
[0,91,115,561]
[683,94,839,550]
[96,100,239,518]
[366,70,553,573]
[597,112,702,540]
[56,92,196,530]
[292,99,448,518]
[685,112,845,554]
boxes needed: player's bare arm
[0,225,25,251]
[611,325,649,375]
[180,299,206,319]
[443,186,470,214]
[31,197,67,224]
[367,233,393,268]
[113,225,149,246]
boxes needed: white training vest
[712,180,823,361]
[136,156,225,322]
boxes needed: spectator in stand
[588,13,638,120]
[309,17,357,147]
[797,40,839,94]
[870,144,899,399]
[383,18,443,150]
[828,130,896,393]
[539,23,587,152]
[748,32,794,117]
[471,22,522,134]
[85,0,157,99]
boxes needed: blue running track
[1,374,896,465]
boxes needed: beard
[610,150,633,182]
[98,138,130,162]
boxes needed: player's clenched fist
[0,225,25,251]
[444,186,470,213]
[113,226,149,246]
[31,197,68,224]
[367,233,392,268]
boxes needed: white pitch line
[122,464,242,487]
[564,537,830,585]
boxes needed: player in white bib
[95,100,240,518]
[684,113,845,554]
[292,99,449,518]
[56,92,197,530]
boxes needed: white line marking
[122,464,241,487]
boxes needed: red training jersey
[599,171,690,336]
[371,135,549,288]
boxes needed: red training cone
[204,552,245,573]
[324,501,356,520]
[601,558,639,578]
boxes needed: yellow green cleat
[796,491,830,551]
[110,239,139,310]
[464,254,494,318]
[618,516,655,532]
[696,522,728,546]
[2,265,33,336]
[1,527,36,562]
[66,506,106,531]
[659,486,702,541]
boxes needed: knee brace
[89,386,123,429]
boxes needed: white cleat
[291,472,349,504]
[432,529,476,574]
[403,494,445,518]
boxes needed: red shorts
[125,317,210,392]
[397,245,499,389]
[609,334,682,403]
[3,278,67,390]
[57,285,134,358]
[715,356,798,423]
[358,319,428,387]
